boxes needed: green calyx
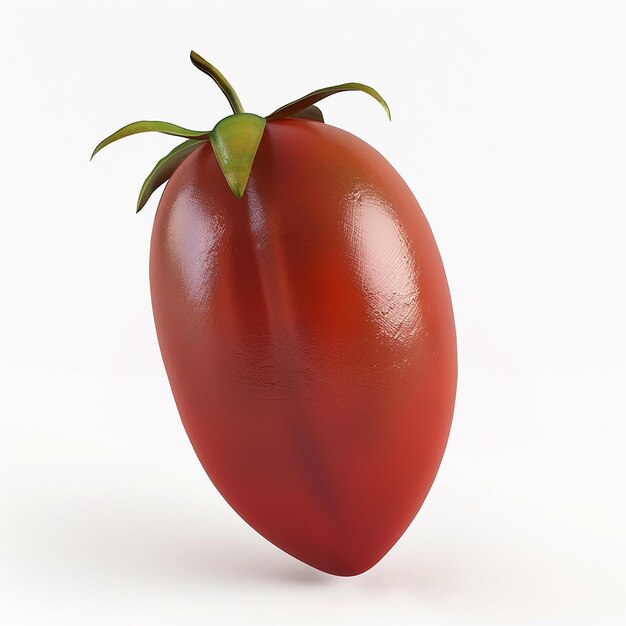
[92,51,391,211]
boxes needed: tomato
[93,51,457,576]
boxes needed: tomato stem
[190,51,245,115]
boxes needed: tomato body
[149,119,457,576]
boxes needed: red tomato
[149,118,457,576]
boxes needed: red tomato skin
[149,119,457,576]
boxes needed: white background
[1,1,625,624]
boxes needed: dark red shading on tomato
[149,118,457,576]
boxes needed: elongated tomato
[149,118,457,576]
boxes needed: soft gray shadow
[11,480,468,592]
[13,484,331,588]
[146,536,331,587]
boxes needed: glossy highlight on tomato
[93,52,457,576]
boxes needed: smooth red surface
[149,119,457,576]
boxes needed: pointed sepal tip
[209,113,266,199]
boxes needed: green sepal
[267,82,391,121]
[291,105,324,123]
[209,113,266,198]
[91,121,211,160]
[136,139,205,213]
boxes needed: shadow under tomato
[11,473,467,592]
[11,479,330,588]
[147,534,331,587]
